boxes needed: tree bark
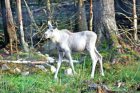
[133,0,138,41]
[0,0,9,47]
[89,0,93,31]
[94,0,121,62]
[16,0,29,52]
[5,0,18,53]
[78,0,88,31]
[45,0,52,22]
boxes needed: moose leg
[95,48,104,76]
[65,51,76,75]
[89,49,98,79]
[99,56,104,76]
[54,52,63,79]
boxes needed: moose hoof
[101,73,105,76]
[91,75,94,79]
[102,74,105,76]
[54,75,58,80]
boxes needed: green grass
[0,59,140,93]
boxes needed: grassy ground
[0,56,140,93]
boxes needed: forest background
[0,0,140,93]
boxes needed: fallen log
[0,60,46,64]
[0,59,80,64]
[0,60,55,74]
[0,60,53,67]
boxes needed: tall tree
[46,0,51,22]
[16,0,29,52]
[0,0,9,47]
[94,0,121,62]
[78,0,88,31]
[133,0,138,41]
[5,0,18,53]
[89,0,93,31]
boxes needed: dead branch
[116,12,132,22]
[32,6,46,13]
[0,60,47,64]
[23,0,41,33]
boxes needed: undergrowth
[0,40,140,93]
[0,57,140,93]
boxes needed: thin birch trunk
[46,0,51,22]
[89,0,93,31]
[133,0,138,41]
[16,0,29,52]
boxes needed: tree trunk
[16,0,29,52]
[0,0,9,47]
[46,0,52,22]
[5,0,18,53]
[94,0,121,62]
[89,0,93,31]
[78,0,88,31]
[133,0,138,41]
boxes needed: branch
[116,12,132,22]
[23,0,41,32]
[32,6,46,13]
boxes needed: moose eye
[53,26,56,29]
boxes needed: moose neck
[51,30,69,44]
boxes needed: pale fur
[44,23,104,79]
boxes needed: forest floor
[0,53,140,93]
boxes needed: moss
[7,52,49,61]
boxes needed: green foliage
[0,59,140,93]
[99,39,140,63]
[0,38,139,93]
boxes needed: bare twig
[23,0,41,33]
[116,12,132,22]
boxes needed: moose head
[44,21,58,39]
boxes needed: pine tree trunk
[16,0,29,52]
[0,0,9,47]
[5,0,18,53]
[78,0,88,31]
[94,0,121,62]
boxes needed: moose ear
[48,21,53,29]
[52,22,58,30]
